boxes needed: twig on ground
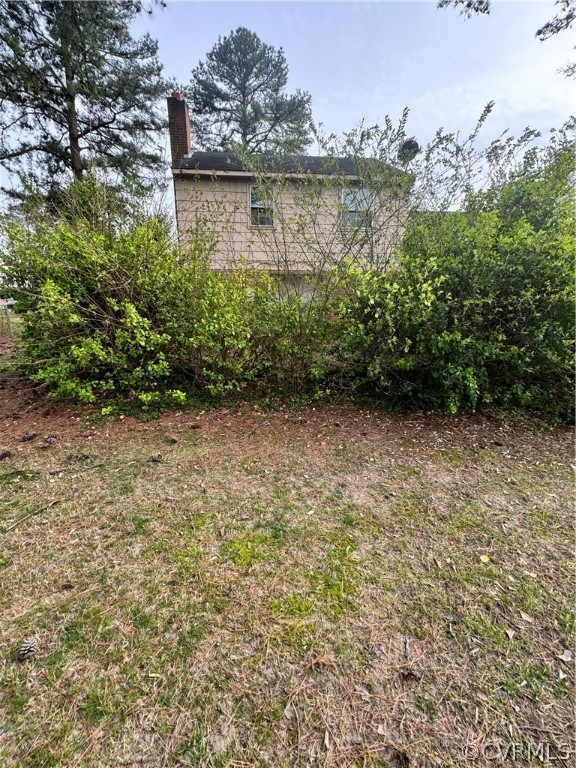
[113,461,138,472]
[0,469,39,478]
[1,498,61,533]
[48,463,104,476]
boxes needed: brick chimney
[167,91,191,166]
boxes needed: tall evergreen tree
[0,0,168,196]
[187,27,313,154]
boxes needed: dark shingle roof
[175,151,362,176]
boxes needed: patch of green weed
[80,681,113,724]
[396,464,423,477]
[222,533,270,569]
[129,515,150,535]
[499,662,550,699]
[270,594,313,618]
[309,533,360,615]
[460,611,509,652]
[392,495,430,522]
[415,694,436,722]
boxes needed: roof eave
[172,167,362,182]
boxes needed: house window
[250,185,273,227]
[340,187,373,229]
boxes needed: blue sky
[135,0,574,154]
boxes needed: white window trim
[249,184,274,229]
[340,187,374,230]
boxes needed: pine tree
[0,0,168,196]
[187,27,313,154]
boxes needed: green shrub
[0,146,573,419]
[0,177,336,404]
[337,149,575,417]
[1,205,175,402]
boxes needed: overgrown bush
[0,136,573,419]
[0,176,336,405]
[337,148,575,417]
[155,263,336,396]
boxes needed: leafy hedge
[0,182,335,407]
[340,148,574,417]
[1,147,574,419]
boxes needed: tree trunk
[61,2,83,181]
[64,89,83,181]
[239,76,249,150]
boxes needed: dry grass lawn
[0,363,574,767]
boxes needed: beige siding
[174,175,407,273]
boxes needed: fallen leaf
[519,611,534,623]
[480,554,490,563]
[557,649,572,663]
[505,629,515,641]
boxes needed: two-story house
[167,93,408,276]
